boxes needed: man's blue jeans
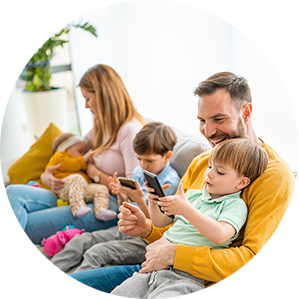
[33,265,234,299]
[6,184,118,244]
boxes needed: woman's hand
[118,202,151,237]
[41,164,64,194]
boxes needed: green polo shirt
[163,186,248,249]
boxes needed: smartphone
[143,170,174,219]
[118,177,137,190]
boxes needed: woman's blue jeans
[6,184,119,244]
[32,265,233,299]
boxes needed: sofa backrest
[169,126,211,178]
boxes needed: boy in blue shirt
[110,121,180,218]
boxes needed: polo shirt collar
[201,185,242,203]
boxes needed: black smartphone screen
[143,171,165,197]
[143,170,174,219]
[118,177,137,190]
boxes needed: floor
[0,268,14,299]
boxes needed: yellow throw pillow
[242,213,299,299]
[7,123,62,188]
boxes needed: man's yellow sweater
[145,140,295,286]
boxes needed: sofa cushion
[170,126,211,178]
[7,123,62,187]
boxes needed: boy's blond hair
[133,122,177,156]
[210,138,269,184]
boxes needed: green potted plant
[19,22,97,142]
[6,19,97,92]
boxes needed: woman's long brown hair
[79,64,146,155]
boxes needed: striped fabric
[242,213,299,299]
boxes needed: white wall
[70,0,233,137]
[68,0,298,172]
[231,0,299,169]
[0,86,26,161]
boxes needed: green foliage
[21,22,97,92]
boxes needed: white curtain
[69,0,298,172]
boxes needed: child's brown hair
[133,122,177,156]
[209,138,269,184]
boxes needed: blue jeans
[6,184,119,244]
[32,265,234,299]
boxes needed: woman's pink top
[84,120,143,178]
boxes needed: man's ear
[164,151,173,162]
[242,103,252,125]
[237,177,250,190]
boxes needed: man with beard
[70,72,295,295]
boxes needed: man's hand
[139,237,177,273]
[118,202,151,237]
[41,164,64,194]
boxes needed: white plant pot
[21,88,68,140]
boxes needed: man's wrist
[140,219,153,239]
[169,243,177,267]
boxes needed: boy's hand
[109,172,121,195]
[145,182,171,204]
[119,180,144,204]
[109,172,128,206]
[158,184,190,217]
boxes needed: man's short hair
[209,138,268,185]
[194,72,252,110]
[133,122,177,156]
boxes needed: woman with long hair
[6,64,146,244]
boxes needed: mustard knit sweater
[45,152,92,184]
[144,141,295,286]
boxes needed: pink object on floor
[41,226,85,257]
